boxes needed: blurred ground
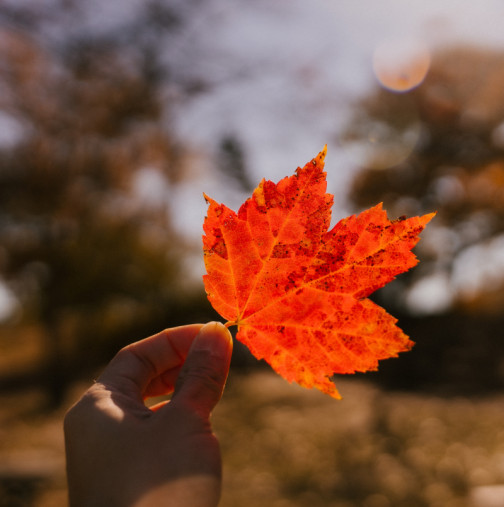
[217,373,504,507]
[3,369,504,507]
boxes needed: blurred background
[2,0,504,505]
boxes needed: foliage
[0,2,206,404]
[346,46,504,313]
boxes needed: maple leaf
[203,147,435,398]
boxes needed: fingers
[169,322,233,418]
[95,321,233,418]
[97,324,204,399]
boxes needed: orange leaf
[203,147,435,398]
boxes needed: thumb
[170,322,233,418]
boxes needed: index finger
[97,324,204,399]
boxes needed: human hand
[64,322,233,507]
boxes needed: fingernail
[192,321,233,359]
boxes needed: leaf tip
[317,145,328,164]
[422,211,437,225]
[329,389,342,400]
[203,193,218,207]
[321,380,342,400]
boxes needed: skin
[64,322,233,507]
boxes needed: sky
[159,0,504,312]
[170,0,504,227]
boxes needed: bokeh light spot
[373,39,431,92]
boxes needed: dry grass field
[2,368,504,507]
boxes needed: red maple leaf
[203,147,434,398]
